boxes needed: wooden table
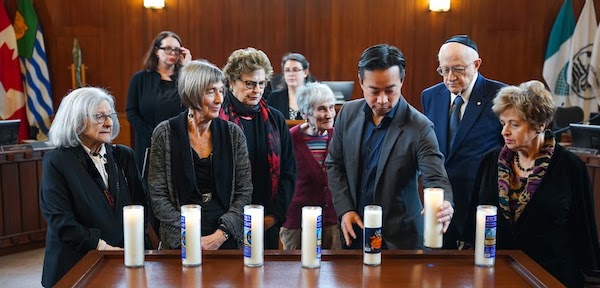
[55,250,564,287]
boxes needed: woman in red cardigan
[280,82,341,250]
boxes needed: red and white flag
[0,4,28,141]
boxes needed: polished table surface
[55,250,564,287]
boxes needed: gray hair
[492,80,557,128]
[179,59,225,110]
[296,82,336,118]
[48,87,120,148]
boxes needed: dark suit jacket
[421,74,505,242]
[326,97,453,249]
[467,145,600,287]
[40,145,146,287]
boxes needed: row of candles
[122,188,497,268]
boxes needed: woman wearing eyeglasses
[220,48,297,249]
[267,53,314,120]
[126,31,192,171]
[40,87,147,287]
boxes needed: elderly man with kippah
[420,35,506,249]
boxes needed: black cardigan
[126,70,185,170]
[266,89,303,120]
[466,144,600,287]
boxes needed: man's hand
[340,211,364,247]
[437,200,454,233]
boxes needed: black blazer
[40,145,146,287]
[467,144,600,287]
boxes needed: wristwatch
[220,226,230,240]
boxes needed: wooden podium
[55,250,564,287]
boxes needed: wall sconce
[429,0,450,12]
[144,0,165,9]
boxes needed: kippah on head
[444,35,478,52]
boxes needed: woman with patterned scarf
[220,47,297,249]
[466,80,600,287]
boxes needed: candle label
[364,227,382,254]
[316,215,322,258]
[484,215,497,258]
[181,215,187,259]
[244,214,252,258]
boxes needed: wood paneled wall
[4,0,600,146]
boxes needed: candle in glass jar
[181,204,201,267]
[123,205,144,268]
[244,205,264,267]
[363,205,382,266]
[423,188,444,248]
[301,206,322,268]
[475,205,497,267]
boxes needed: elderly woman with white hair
[280,82,341,250]
[40,87,146,287]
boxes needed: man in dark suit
[326,44,454,249]
[421,35,505,249]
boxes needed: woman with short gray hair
[280,82,341,250]
[41,87,146,287]
[149,60,252,250]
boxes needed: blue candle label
[244,214,252,258]
[316,215,322,259]
[364,227,382,254]
[484,214,497,259]
[181,215,187,259]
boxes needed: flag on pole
[14,0,53,139]
[567,0,598,119]
[543,0,576,107]
[0,4,28,141]
[589,22,600,105]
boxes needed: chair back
[553,106,584,140]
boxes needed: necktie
[448,95,464,151]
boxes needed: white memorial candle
[181,204,202,267]
[123,205,144,267]
[363,205,382,266]
[423,188,444,248]
[475,205,497,267]
[301,206,322,268]
[244,205,264,267]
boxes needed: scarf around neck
[497,131,555,223]
[219,92,282,201]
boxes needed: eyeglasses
[436,61,476,76]
[92,112,118,124]
[239,79,267,90]
[157,46,182,55]
[284,68,304,74]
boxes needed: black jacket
[466,144,600,287]
[40,145,146,287]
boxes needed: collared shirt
[357,102,399,217]
[449,72,478,119]
[82,143,108,187]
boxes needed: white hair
[48,87,120,148]
[296,82,336,117]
